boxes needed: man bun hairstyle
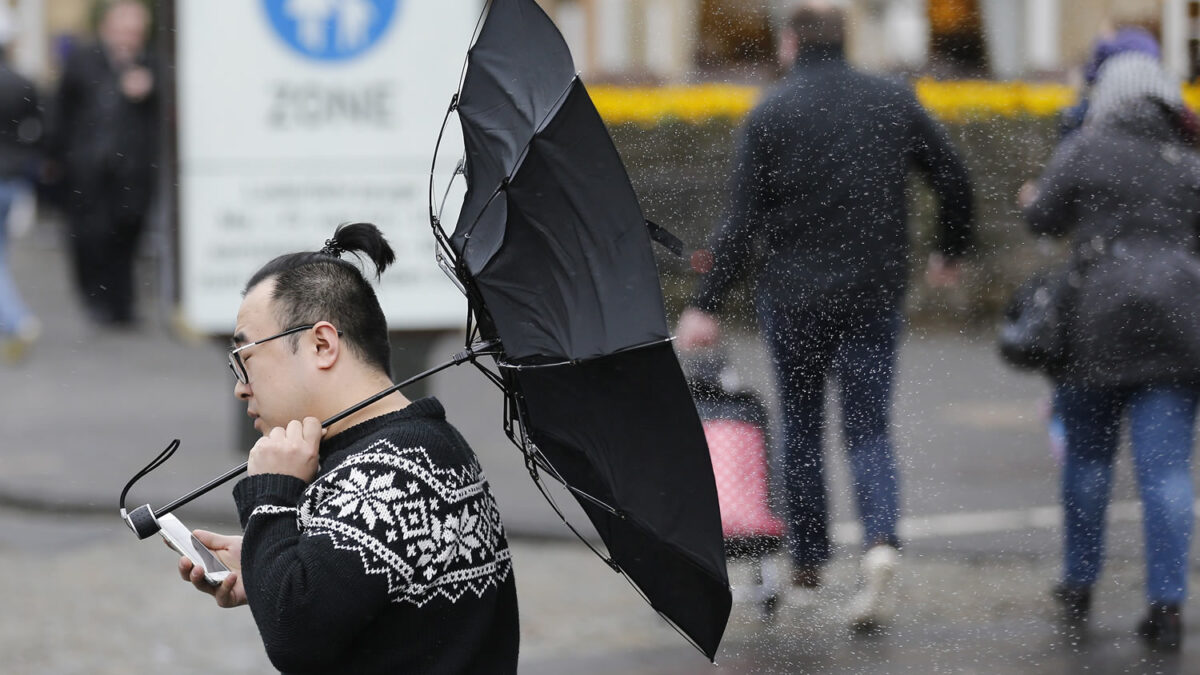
[245,222,398,376]
[317,221,396,277]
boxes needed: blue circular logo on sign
[263,0,400,62]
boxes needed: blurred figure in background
[675,0,973,630]
[0,5,43,362]
[48,0,157,327]
[1024,52,1200,651]
[1019,26,1172,468]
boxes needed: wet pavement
[3,224,1199,673]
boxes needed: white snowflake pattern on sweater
[282,438,513,607]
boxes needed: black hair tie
[320,238,344,257]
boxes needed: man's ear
[311,321,340,371]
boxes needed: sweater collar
[318,396,445,460]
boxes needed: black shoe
[1052,583,1091,626]
[1138,603,1182,651]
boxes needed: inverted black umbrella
[428,0,731,659]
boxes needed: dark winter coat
[1024,100,1200,387]
[48,43,158,216]
[0,57,42,180]
[691,45,973,314]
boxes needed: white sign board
[178,0,478,333]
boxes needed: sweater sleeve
[234,470,393,673]
[906,92,974,259]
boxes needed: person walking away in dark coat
[0,5,44,362]
[1024,52,1200,651]
[674,1,973,630]
[48,0,157,326]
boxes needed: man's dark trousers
[758,287,903,567]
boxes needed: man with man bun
[179,222,518,674]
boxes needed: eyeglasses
[227,324,331,384]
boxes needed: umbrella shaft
[152,343,495,519]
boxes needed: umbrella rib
[523,445,720,662]
[500,394,621,518]
[470,359,505,390]
[428,93,465,284]
[495,336,674,370]
[428,0,487,274]
[521,441,620,517]
[455,75,580,247]
[510,426,620,517]
[456,0,491,96]
[527,469,619,570]
[612,569,713,661]
[512,413,721,662]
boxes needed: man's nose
[235,379,251,400]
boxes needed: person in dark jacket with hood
[1024,52,1200,651]
[675,1,973,630]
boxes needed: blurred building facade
[536,0,1200,83]
[4,0,95,85]
[1,1,1196,86]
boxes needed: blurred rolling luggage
[684,348,785,619]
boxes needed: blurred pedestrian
[1018,26,1169,467]
[675,0,973,630]
[0,6,43,362]
[177,222,519,673]
[1023,52,1200,651]
[48,0,157,327]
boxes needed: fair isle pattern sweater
[233,398,519,675]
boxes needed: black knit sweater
[232,397,519,674]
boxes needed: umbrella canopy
[454,0,669,363]
[442,0,732,659]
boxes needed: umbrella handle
[120,340,500,539]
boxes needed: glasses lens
[228,352,247,384]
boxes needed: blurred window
[695,0,775,74]
[928,0,988,76]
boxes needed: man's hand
[177,530,247,608]
[675,308,721,352]
[925,253,963,289]
[248,417,323,482]
[1017,179,1039,210]
[120,66,154,101]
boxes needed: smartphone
[157,513,231,586]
